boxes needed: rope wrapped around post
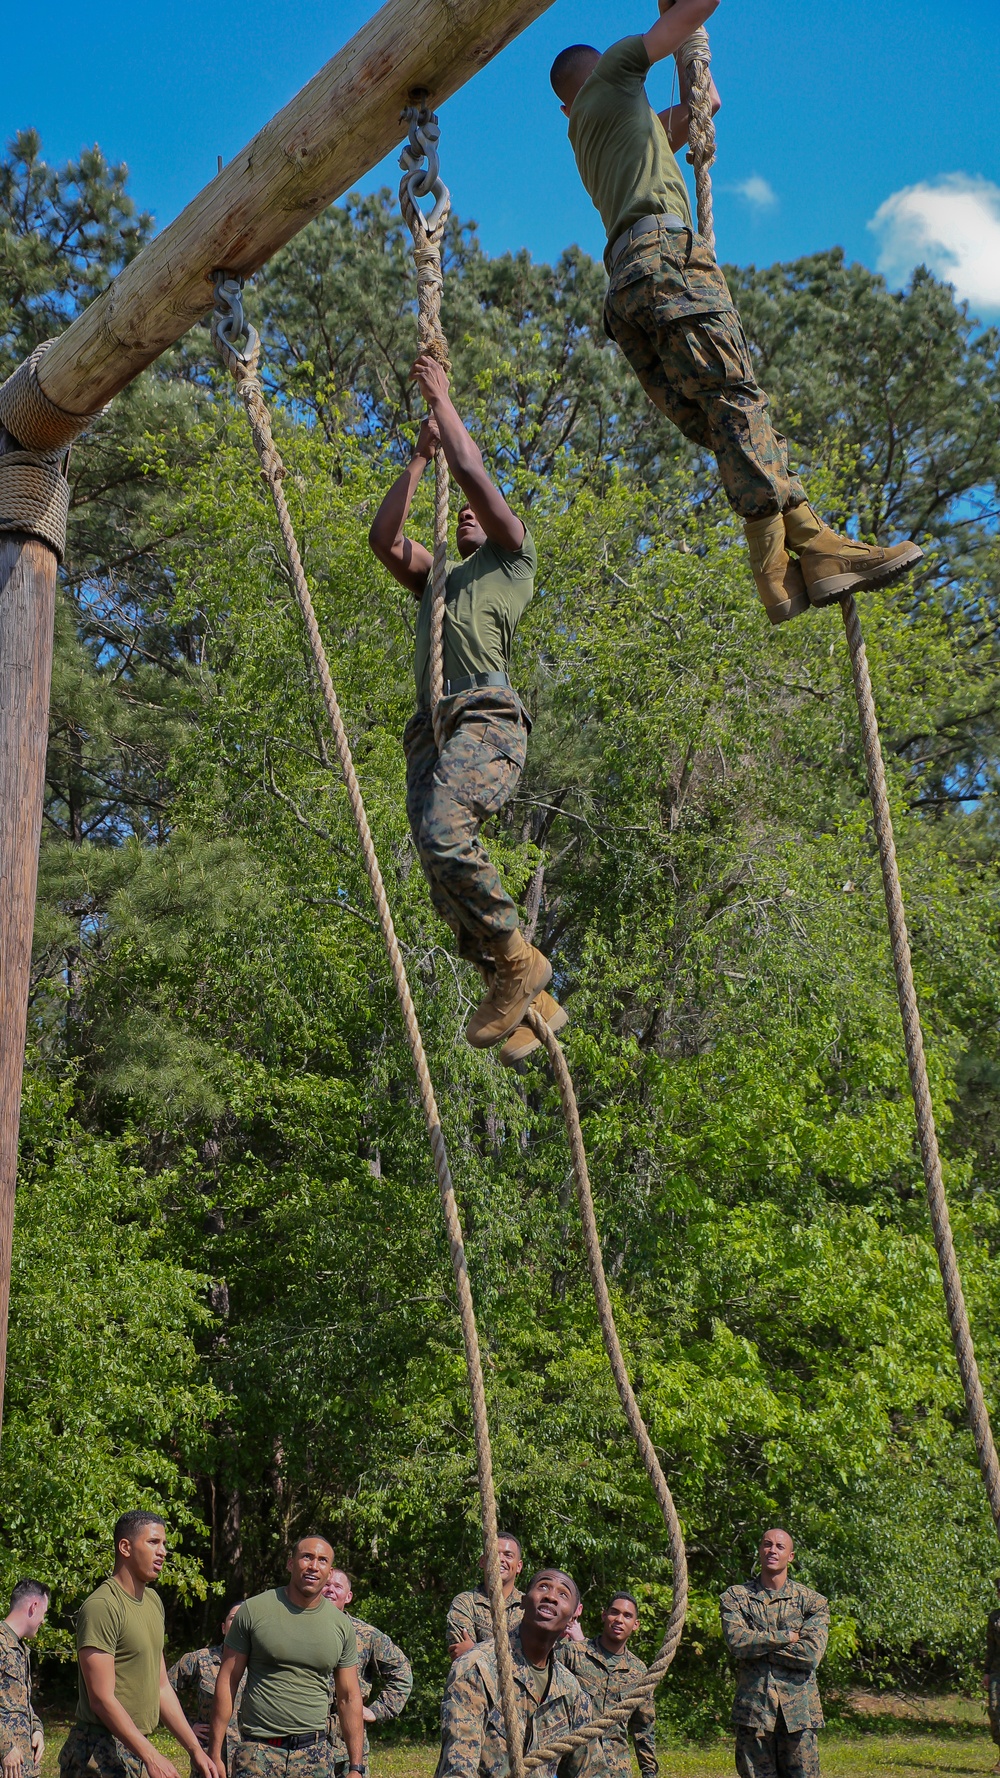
[210,277,527,1778]
[675,28,716,248]
[0,339,104,560]
[399,107,453,756]
[840,594,1000,1535]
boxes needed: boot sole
[500,1000,570,1066]
[466,956,553,1049]
[806,542,923,607]
[764,590,811,625]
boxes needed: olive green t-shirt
[413,527,536,708]
[568,35,693,257]
[75,1577,165,1734]
[226,1588,357,1737]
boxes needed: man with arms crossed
[558,1592,657,1776]
[368,356,566,1062]
[550,1,921,625]
[437,1568,604,1776]
[447,1535,524,1660]
[60,1511,219,1778]
[720,1528,828,1778]
[209,1538,363,1778]
[0,1579,48,1778]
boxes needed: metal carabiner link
[212,271,260,366]
[399,108,451,232]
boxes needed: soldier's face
[456,507,486,558]
[603,1598,638,1646]
[479,1539,523,1585]
[288,1539,334,1599]
[522,1571,579,1636]
[324,1570,353,1611]
[759,1531,794,1578]
[122,1523,167,1585]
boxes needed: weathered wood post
[0,0,558,1438]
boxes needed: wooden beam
[0,536,58,1443]
[37,0,557,420]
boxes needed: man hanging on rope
[369,354,567,1060]
[549,0,922,626]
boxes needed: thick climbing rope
[676,29,716,248]
[840,596,1000,1533]
[399,109,452,754]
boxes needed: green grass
[38,1701,999,1778]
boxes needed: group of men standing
[17,1509,1000,1778]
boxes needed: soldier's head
[287,1535,334,1602]
[323,1569,354,1612]
[222,1601,243,1639]
[758,1528,794,1587]
[521,1568,581,1645]
[113,1511,167,1586]
[478,1534,523,1592]
[549,45,602,116]
[601,1591,640,1651]
[6,1579,49,1640]
[456,505,487,559]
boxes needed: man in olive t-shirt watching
[208,1538,363,1778]
[549,0,921,625]
[60,1511,220,1778]
[368,353,567,1064]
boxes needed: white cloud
[729,174,778,211]
[869,173,1000,312]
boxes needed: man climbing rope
[368,353,567,1058]
[549,0,922,625]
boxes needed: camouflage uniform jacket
[447,1588,523,1651]
[719,1577,828,1733]
[328,1616,413,1760]
[436,1628,605,1778]
[556,1637,656,1777]
[167,1644,244,1762]
[0,1622,41,1760]
[986,1608,1000,1674]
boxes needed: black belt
[242,1732,326,1749]
[608,212,688,270]
[445,671,511,697]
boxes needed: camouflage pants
[989,1675,1000,1745]
[59,1725,146,1778]
[605,230,807,522]
[734,1718,820,1777]
[230,1741,333,1778]
[403,688,528,962]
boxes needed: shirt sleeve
[364,1630,413,1722]
[772,1596,829,1673]
[445,1593,476,1650]
[630,1688,658,1776]
[560,1683,598,1778]
[336,1618,358,1670]
[437,1656,487,1778]
[166,1650,199,1696]
[76,1591,124,1655]
[593,35,652,91]
[720,1590,797,1663]
[224,1605,253,1658]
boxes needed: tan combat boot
[784,502,923,606]
[500,990,570,1066]
[743,514,810,625]
[466,929,552,1049]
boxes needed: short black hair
[497,1533,522,1556]
[290,1534,334,1556]
[549,45,600,101]
[606,1590,639,1614]
[527,1567,581,1607]
[9,1579,48,1610]
[113,1511,165,1555]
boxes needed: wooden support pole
[0,535,58,1444]
[34,0,557,421]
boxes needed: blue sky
[6,0,1000,311]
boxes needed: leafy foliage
[2,139,1000,1734]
